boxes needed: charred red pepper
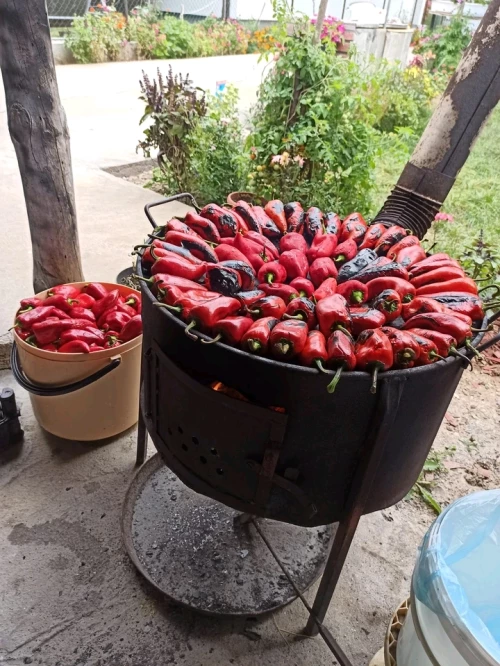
[359,223,387,250]
[269,320,308,360]
[380,327,421,368]
[354,329,393,394]
[333,238,357,265]
[325,330,356,393]
[184,296,241,339]
[289,277,315,299]
[244,231,279,260]
[356,262,410,284]
[219,260,256,291]
[336,280,367,305]
[350,307,386,336]
[316,294,351,337]
[298,330,329,373]
[258,261,287,285]
[241,317,279,354]
[339,213,367,245]
[432,294,484,321]
[403,313,475,348]
[402,296,447,320]
[230,208,250,233]
[280,250,309,280]
[372,289,402,322]
[280,232,308,254]
[235,289,267,308]
[165,231,218,263]
[248,296,286,320]
[408,328,471,367]
[283,297,317,329]
[47,284,80,300]
[284,202,305,233]
[375,226,408,255]
[397,245,427,268]
[407,332,441,365]
[411,266,466,289]
[253,206,281,239]
[336,249,378,284]
[416,277,478,297]
[313,277,337,302]
[215,243,250,264]
[307,234,338,264]
[366,277,415,303]
[58,340,91,353]
[165,218,198,236]
[387,236,419,260]
[309,258,338,288]
[82,282,108,300]
[200,203,238,237]
[304,207,323,241]
[323,212,341,236]
[206,265,242,296]
[234,200,262,233]
[138,274,206,296]
[184,211,221,243]
[120,315,143,342]
[151,255,207,282]
[202,316,253,346]
[258,282,299,302]
[264,200,287,234]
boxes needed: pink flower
[434,212,454,222]
[271,155,281,164]
[293,155,305,167]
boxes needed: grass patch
[371,106,500,259]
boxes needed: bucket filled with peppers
[11,282,143,441]
[136,199,489,394]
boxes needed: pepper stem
[327,366,343,394]
[335,254,345,263]
[184,320,198,340]
[283,313,304,320]
[315,359,329,374]
[471,326,491,333]
[465,341,482,358]
[479,284,500,297]
[135,276,153,285]
[429,351,447,362]
[336,324,351,337]
[133,244,151,251]
[154,302,181,313]
[449,348,473,370]
[370,365,380,394]
[248,339,262,353]
[351,291,364,304]
[201,333,222,345]
[276,342,290,356]
[266,273,274,284]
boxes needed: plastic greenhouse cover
[414,489,500,663]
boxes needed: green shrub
[65,7,126,63]
[152,15,197,59]
[412,15,472,73]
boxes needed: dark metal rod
[136,404,148,466]
[305,379,404,637]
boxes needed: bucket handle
[10,343,122,397]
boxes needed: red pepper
[58,340,91,353]
[68,306,96,323]
[31,317,64,346]
[279,232,308,254]
[151,255,207,282]
[397,245,427,268]
[119,315,143,342]
[234,200,262,233]
[325,330,356,393]
[403,313,474,347]
[16,306,57,330]
[387,236,420,260]
[284,202,305,233]
[410,253,459,273]
[164,231,218,263]
[184,211,221,244]
[407,332,441,366]
[432,294,484,321]
[354,329,393,394]
[316,294,351,337]
[306,234,338,264]
[248,296,287,320]
[69,293,96,309]
[298,330,329,372]
[411,266,466,289]
[184,297,241,338]
[372,289,402,322]
[258,261,287,285]
[333,239,358,265]
[205,265,242,296]
[241,317,279,354]
[367,277,416,303]
[123,293,141,313]
[264,200,287,234]
[38,294,71,312]
[309,258,338,289]
[92,289,121,319]
[165,218,198,236]
[89,344,106,352]
[163,287,219,306]
[215,244,250,264]
[244,231,279,260]
[15,329,34,342]
[82,282,108,300]
[231,209,251,233]
[59,318,101,332]
[342,211,367,227]
[416,277,478,297]
[52,308,71,320]
[116,301,137,318]
[258,282,299,302]
[350,307,386,336]
[336,280,368,305]
[47,284,81,299]
[279,250,309,280]
[138,274,206,296]
[339,213,367,244]
[41,343,58,352]
[313,277,338,302]
[19,297,43,312]
[402,296,447,320]
[202,316,253,346]
[269,320,308,360]
[156,291,217,322]
[253,206,281,239]
[375,226,408,255]
[380,327,421,368]
[356,262,410,284]
[235,289,267,308]
[234,235,266,272]
[359,223,387,250]
[324,212,342,236]
[99,309,131,332]
[408,328,471,366]
[289,278,315,299]
[200,203,238,237]
[60,328,105,346]
[283,297,317,329]
[304,207,324,240]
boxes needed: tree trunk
[314,0,329,43]
[0,0,84,293]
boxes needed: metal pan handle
[10,343,121,397]
[144,193,200,229]
[475,309,500,353]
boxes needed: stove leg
[304,379,404,640]
[136,382,148,467]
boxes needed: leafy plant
[413,15,472,72]
[65,5,126,63]
[138,68,207,194]
[194,17,250,56]
[407,446,456,515]
[460,232,500,304]
[152,15,197,59]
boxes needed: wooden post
[314,0,329,42]
[0,0,84,293]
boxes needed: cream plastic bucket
[12,282,142,441]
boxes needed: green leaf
[418,485,442,515]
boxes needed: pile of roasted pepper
[137,200,488,393]
[13,283,142,353]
